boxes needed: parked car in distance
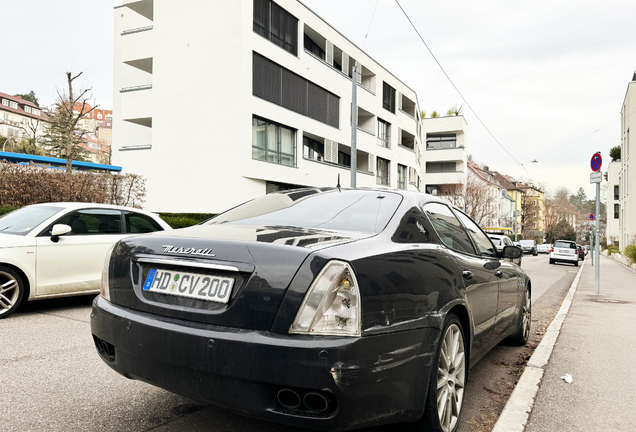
[549,240,579,266]
[0,202,172,318]
[488,234,513,252]
[519,239,538,256]
[576,244,585,260]
[92,188,531,432]
[537,244,550,254]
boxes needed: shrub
[0,205,19,216]
[159,213,216,229]
[606,245,620,255]
[0,161,146,208]
[624,244,636,263]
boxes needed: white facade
[113,0,423,212]
[420,116,468,195]
[606,160,621,246]
[619,76,636,249]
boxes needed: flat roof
[0,151,122,172]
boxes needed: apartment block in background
[0,92,48,143]
[619,72,635,249]
[113,0,423,212]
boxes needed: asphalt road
[1,253,579,432]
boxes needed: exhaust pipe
[277,389,301,409]
[303,392,329,413]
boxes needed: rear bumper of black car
[91,296,440,431]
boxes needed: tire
[574,260,578,267]
[549,259,554,264]
[507,287,531,346]
[533,252,537,256]
[420,313,467,432]
[0,266,25,319]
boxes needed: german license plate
[143,268,234,304]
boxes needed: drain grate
[587,298,630,304]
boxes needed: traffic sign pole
[590,152,602,294]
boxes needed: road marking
[491,258,585,432]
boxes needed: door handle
[462,270,473,279]
[495,271,504,278]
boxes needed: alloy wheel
[0,271,20,316]
[521,290,531,341]
[437,323,466,432]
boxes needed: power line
[394,0,531,179]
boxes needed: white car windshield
[490,238,502,245]
[0,206,63,236]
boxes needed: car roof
[28,202,159,216]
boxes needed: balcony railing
[121,25,153,36]
[120,84,152,93]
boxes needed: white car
[537,244,550,254]
[0,202,172,318]
[487,234,514,252]
[549,240,578,266]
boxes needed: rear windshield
[554,241,576,249]
[205,189,403,234]
[490,238,502,245]
[0,205,63,236]
[519,240,535,246]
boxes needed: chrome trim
[136,257,240,273]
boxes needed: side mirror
[503,245,522,259]
[51,224,72,243]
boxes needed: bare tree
[439,176,498,226]
[43,71,98,173]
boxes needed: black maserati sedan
[91,188,530,432]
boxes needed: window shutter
[368,153,375,174]
[326,41,333,66]
[324,139,338,163]
[342,53,349,76]
[397,128,402,146]
[397,91,402,110]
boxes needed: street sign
[590,214,594,221]
[590,171,602,183]
[591,152,602,172]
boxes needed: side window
[454,211,498,258]
[51,209,123,235]
[422,202,475,254]
[504,237,512,246]
[126,212,163,233]
[391,207,432,244]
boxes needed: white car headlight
[100,244,116,301]
[289,260,361,337]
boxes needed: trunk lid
[109,224,369,330]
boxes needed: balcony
[357,106,375,136]
[425,146,465,163]
[399,94,416,118]
[423,171,466,186]
[398,129,415,151]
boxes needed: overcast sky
[2,0,634,199]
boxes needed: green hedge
[606,245,620,255]
[0,205,19,216]
[159,213,216,229]
[624,244,636,263]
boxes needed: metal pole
[514,191,518,242]
[350,64,358,188]
[590,225,594,266]
[595,181,600,294]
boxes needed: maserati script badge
[161,245,216,257]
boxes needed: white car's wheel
[0,266,24,319]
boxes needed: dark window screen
[423,202,475,254]
[126,213,163,233]
[383,81,395,113]
[253,0,297,55]
[253,52,339,128]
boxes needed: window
[125,212,163,233]
[33,109,41,116]
[533,200,537,206]
[1,99,8,106]
[397,164,407,190]
[24,106,32,114]
[376,157,390,186]
[455,210,498,258]
[338,151,350,167]
[252,117,295,167]
[304,33,325,60]
[53,209,123,235]
[615,203,620,219]
[382,82,395,113]
[377,119,390,148]
[9,101,18,109]
[614,185,619,200]
[426,162,456,173]
[303,136,324,161]
[253,0,298,55]
[253,52,340,128]
[426,134,457,150]
[423,202,474,254]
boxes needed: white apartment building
[113,0,423,213]
[420,115,468,196]
[606,160,621,246]
[618,73,636,249]
[0,92,48,145]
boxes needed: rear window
[489,237,502,245]
[205,189,402,234]
[554,241,576,249]
[519,240,535,246]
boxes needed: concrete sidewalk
[496,255,636,432]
